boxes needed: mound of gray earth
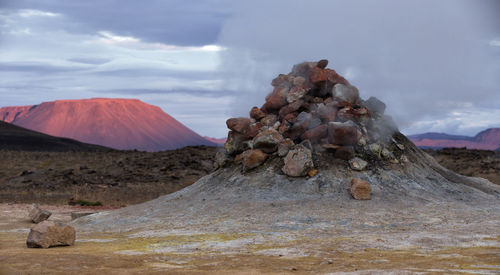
[74,135,500,234]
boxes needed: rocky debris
[349,157,368,171]
[28,204,51,223]
[26,221,76,248]
[222,59,400,177]
[282,145,314,177]
[350,178,371,200]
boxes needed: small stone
[28,204,51,224]
[26,221,75,248]
[317,59,328,69]
[322,144,341,150]
[349,157,368,171]
[226,117,251,133]
[350,178,371,200]
[240,149,268,171]
[244,122,263,138]
[249,107,266,120]
[253,128,284,153]
[282,145,314,177]
[396,143,405,150]
[307,169,318,177]
[381,148,394,159]
[400,155,409,163]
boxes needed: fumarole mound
[74,60,500,233]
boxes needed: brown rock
[250,107,266,120]
[350,178,371,200]
[26,221,76,248]
[28,204,51,224]
[240,149,268,171]
[283,112,298,124]
[327,121,360,145]
[292,76,306,87]
[278,138,294,157]
[301,124,328,143]
[334,146,355,160]
[308,67,328,84]
[261,114,278,127]
[271,74,291,87]
[307,169,318,177]
[244,122,263,138]
[253,128,284,153]
[262,87,288,112]
[316,59,328,69]
[224,131,250,155]
[226,117,251,133]
[279,100,303,119]
[327,69,350,85]
[282,145,314,177]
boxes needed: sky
[0,0,499,138]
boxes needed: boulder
[262,87,288,112]
[291,62,315,79]
[279,100,303,119]
[327,121,360,145]
[363,96,386,115]
[240,149,268,171]
[308,67,328,84]
[28,204,51,224]
[244,122,263,138]
[301,124,328,143]
[282,145,314,177]
[350,178,371,200]
[349,157,368,171]
[261,114,278,127]
[249,107,266,120]
[26,221,76,248]
[253,128,284,153]
[286,87,307,103]
[226,117,251,133]
[224,131,250,155]
[333,84,359,104]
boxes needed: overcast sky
[0,0,499,138]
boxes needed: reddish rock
[316,59,328,69]
[244,122,263,138]
[250,107,266,120]
[327,121,360,145]
[301,124,328,143]
[278,122,290,134]
[350,178,371,200]
[282,145,314,177]
[253,128,284,153]
[327,69,350,85]
[261,114,278,127]
[337,106,369,122]
[283,112,298,124]
[226,117,251,133]
[262,89,288,112]
[279,100,303,119]
[334,146,355,160]
[308,67,329,84]
[240,149,268,171]
[26,221,75,248]
[224,131,250,155]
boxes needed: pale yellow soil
[1,203,499,274]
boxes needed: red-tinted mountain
[203,136,226,145]
[408,128,500,150]
[0,98,216,151]
[0,121,110,152]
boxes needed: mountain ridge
[408,128,500,150]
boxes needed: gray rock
[253,128,284,153]
[349,157,368,171]
[364,96,386,115]
[332,84,359,104]
[28,204,51,224]
[26,221,75,248]
[282,145,314,177]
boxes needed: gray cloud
[218,0,500,135]
[2,0,234,46]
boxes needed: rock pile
[220,59,401,180]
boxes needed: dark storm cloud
[218,0,500,135]
[2,0,234,46]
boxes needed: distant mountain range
[408,128,500,150]
[0,121,110,152]
[203,136,226,145]
[0,98,215,151]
